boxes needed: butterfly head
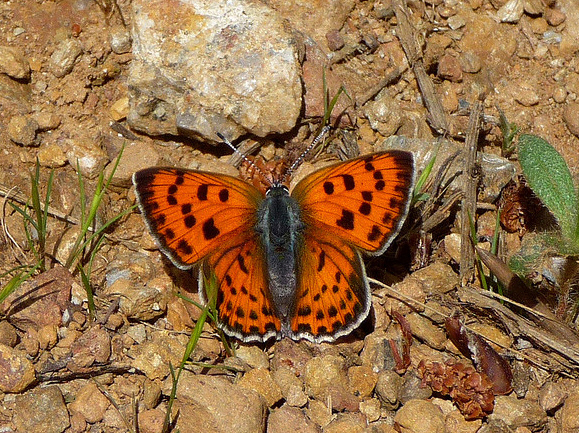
[218,127,331,194]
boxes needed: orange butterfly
[133,145,415,343]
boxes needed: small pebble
[438,54,463,82]
[110,96,129,121]
[237,368,283,407]
[267,406,318,433]
[236,345,270,369]
[359,398,381,422]
[0,344,36,393]
[37,144,67,168]
[69,382,111,423]
[545,8,566,26]
[13,386,70,433]
[563,102,579,137]
[489,395,547,430]
[560,391,579,432]
[0,45,30,80]
[34,111,61,131]
[50,38,82,78]
[348,365,378,398]
[273,367,308,407]
[138,408,165,433]
[37,324,58,350]
[0,321,18,347]
[375,370,403,409]
[394,399,445,433]
[326,29,345,51]
[109,24,132,54]
[8,115,38,146]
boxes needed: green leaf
[518,134,578,244]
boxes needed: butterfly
[133,145,415,343]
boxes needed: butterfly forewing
[292,151,415,255]
[133,168,262,269]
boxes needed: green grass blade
[163,279,213,433]
[0,262,41,304]
[412,146,438,204]
[518,134,578,244]
[66,145,126,269]
[78,264,96,321]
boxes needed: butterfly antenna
[217,132,273,186]
[281,125,331,183]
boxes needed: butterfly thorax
[256,184,304,334]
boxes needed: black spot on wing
[361,191,373,202]
[328,306,338,317]
[219,188,229,202]
[359,202,371,215]
[198,184,208,201]
[341,174,355,190]
[336,209,354,230]
[202,218,220,240]
[368,225,382,242]
[317,250,326,272]
[177,240,193,255]
[181,203,191,214]
[323,181,334,195]
[184,215,196,228]
[237,254,249,274]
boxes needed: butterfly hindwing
[133,168,263,269]
[291,233,370,342]
[201,236,281,341]
[292,151,415,254]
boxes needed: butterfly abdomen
[257,186,304,333]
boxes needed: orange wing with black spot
[292,151,415,255]
[289,232,370,342]
[200,237,281,341]
[289,151,415,341]
[133,167,281,342]
[133,168,262,269]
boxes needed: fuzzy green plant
[518,134,579,252]
[506,134,579,320]
[412,146,437,204]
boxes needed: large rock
[128,0,302,142]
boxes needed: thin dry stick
[458,286,579,370]
[356,67,403,108]
[368,277,555,371]
[459,98,483,285]
[392,0,448,134]
[1,186,28,262]
[92,379,136,433]
[0,184,81,225]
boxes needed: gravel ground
[0,0,578,432]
